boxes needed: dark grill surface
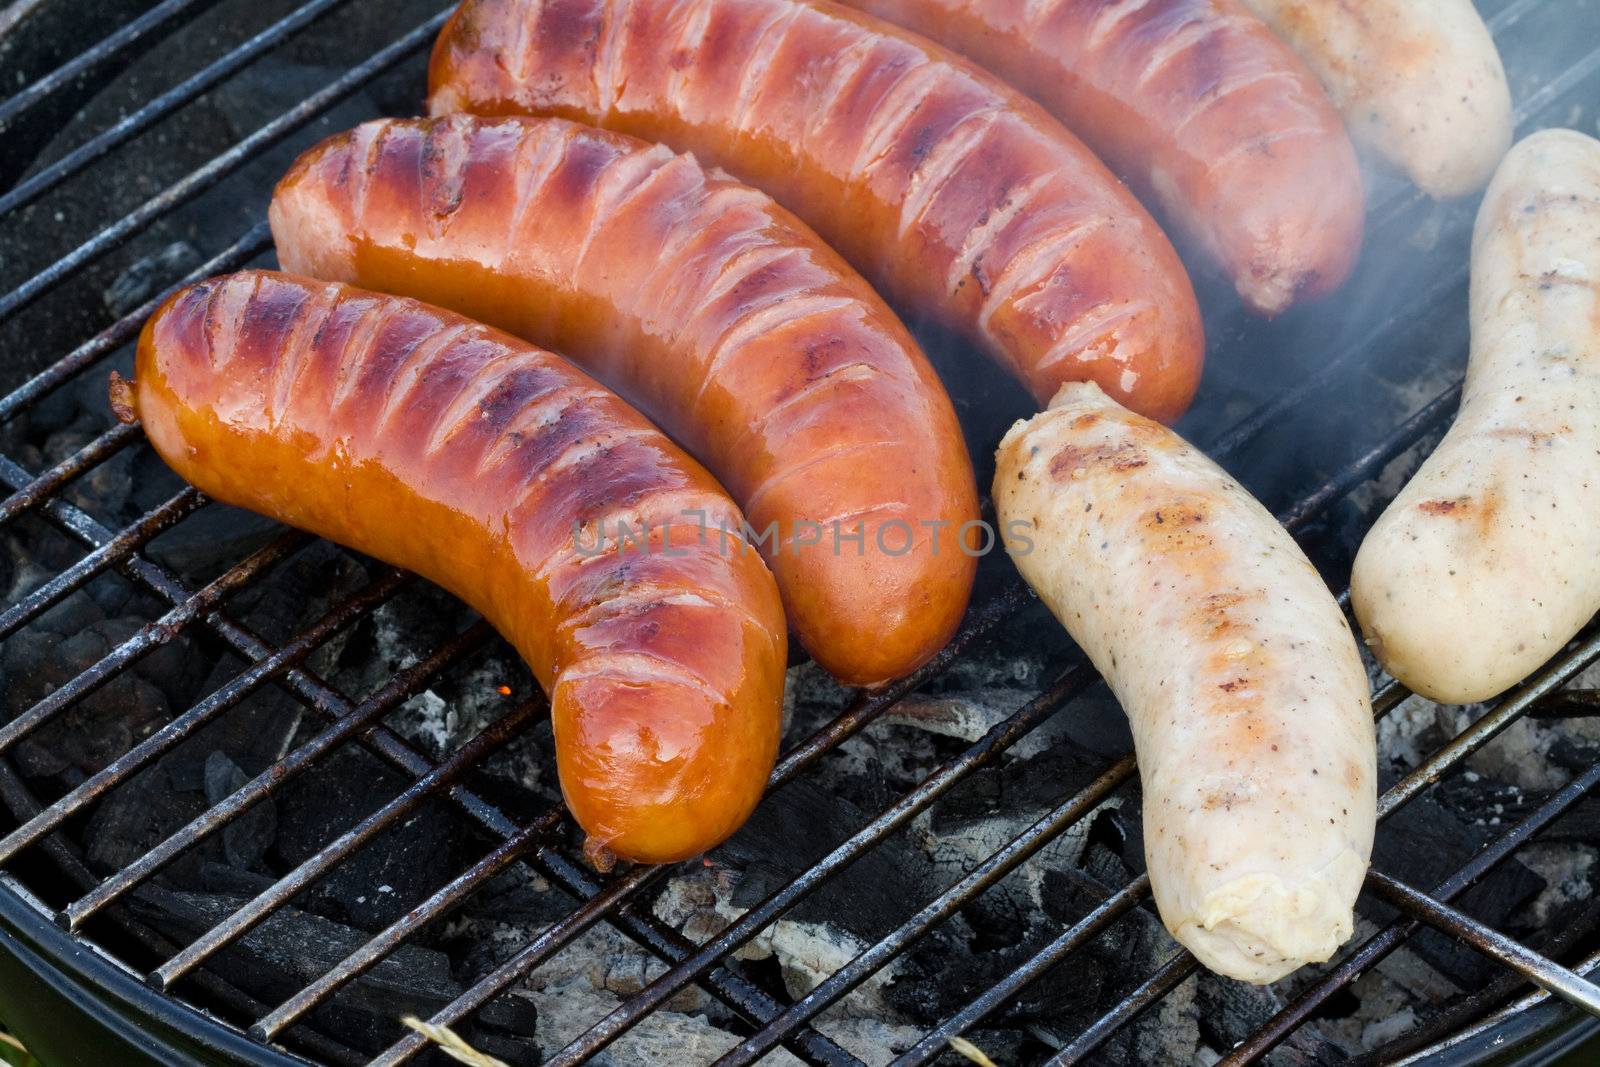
[1,0,1599,1065]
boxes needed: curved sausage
[833,0,1365,316]
[1352,130,1600,704]
[270,115,979,687]
[125,270,787,864]
[426,0,1205,423]
[995,382,1375,983]
[1237,0,1511,198]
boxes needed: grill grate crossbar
[0,0,354,219]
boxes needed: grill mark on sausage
[897,105,1004,243]
[202,272,260,371]
[594,0,632,112]
[976,215,1112,337]
[327,295,391,415]
[421,118,472,224]
[267,282,341,431]
[695,293,857,404]
[373,323,476,439]
[1086,0,1158,49]
[731,5,804,133]
[849,59,946,177]
[1034,300,1159,376]
[1048,439,1149,478]
[420,348,530,457]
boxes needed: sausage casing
[271,115,979,687]
[1352,130,1600,704]
[837,0,1365,316]
[995,383,1375,983]
[427,0,1205,423]
[1237,0,1511,198]
[129,270,787,864]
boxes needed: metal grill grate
[1,0,1599,1064]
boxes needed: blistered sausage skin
[270,115,979,687]
[1237,0,1511,198]
[995,383,1375,983]
[837,0,1365,316]
[126,271,787,864]
[426,0,1205,423]
[1353,131,1600,705]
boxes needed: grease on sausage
[271,115,978,686]
[836,0,1365,316]
[129,270,788,863]
[427,0,1205,423]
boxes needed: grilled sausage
[427,0,1206,423]
[835,0,1365,316]
[1237,0,1511,198]
[995,382,1375,983]
[125,270,787,864]
[1352,130,1600,705]
[270,115,979,687]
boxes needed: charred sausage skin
[130,270,787,864]
[271,115,979,686]
[427,0,1205,423]
[836,0,1365,316]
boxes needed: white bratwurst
[1237,0,1511,198]
[995,383,1375,984]
[1353,129,1600,705]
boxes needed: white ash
[390,689,455,754]
[881,687,1050,758]
[653,868,906,1018]
[828,727,942,793]
[1362,1006,1418,1048]
[1514,843,1597,929]
[1376,694,1445,769]
[1446,711,1568,793]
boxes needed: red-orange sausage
[270,115,979,687]
[125,270,787,864]
[836,0,1365,315]
[427,0,1206,423]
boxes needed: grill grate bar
[541,665,1103,1067]
[0,347,851,1064]
[62,619,492,929]
[718,756,1141,1065]
[1280,382,1461,534]
[895,874,1153,1067]
[535,357,1466,1064]
[252,817,549,1041]
[0,0,220,127]
[1203,33,1600,463]
[1397,947,1600,1067]
[1377,625,1600,820]
[0,528,309,757]
[0,762,369,1066]
[0,222,272,425]
[368,861,667,1067]
[0,0,353,219]
[0,568,409,866]
[1218,673,1600,1065]
[1041,622,1600,1065]
[372,586,1035,1067]
[0,421,143,529]
[152,699,543,990]
[0,485,205,642]
[0,9,449,322]
[1365,870,1600,1015]
[1356,905,1600,1065]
